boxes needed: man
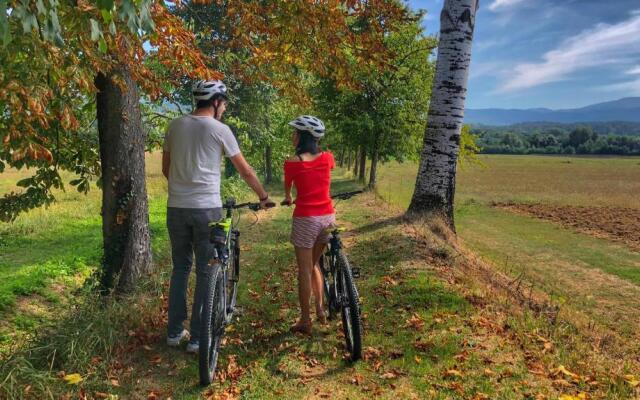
[162,80,273,352]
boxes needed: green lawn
[0,155,170,349]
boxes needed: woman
[283,115,335,335]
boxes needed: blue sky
[407,0,640,109]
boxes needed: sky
[407,0,640,109]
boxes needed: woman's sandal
[290,320,313,335]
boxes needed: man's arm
[162,151,170,179]
[229,153,272,208]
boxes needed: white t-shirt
[163,115,241,208]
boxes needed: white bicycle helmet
[192,80,228,101]
[288,115,325,138]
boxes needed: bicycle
[319,190,363,361]
[282,190,364,361]
[198,197,269,386]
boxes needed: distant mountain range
[465,97,640,125]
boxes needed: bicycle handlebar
[224,198,275,211]
[331,190,364,200]
[281,190,364,206]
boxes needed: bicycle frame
[208,207,236,322]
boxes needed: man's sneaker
[167,329,189,347]
[186,340,199,353]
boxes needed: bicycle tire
[319,252,337,320]
[337,251,362,361]
[227,234,240,315]
[199,264,224,386]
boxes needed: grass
[1,177,568,399]
[0,154,169,349]
[374,155,640,375]
[376,154,640,208]
[1,153,639,398]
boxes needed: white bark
[408,0,479,228]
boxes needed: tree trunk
[346,150,353,171]
[358,146,366,182]
[265,145,273,184]
[407,0,479,229]
[338,147,345,167]
[368,132,380,190]
[353,147,359,176]
[96,67,152,293]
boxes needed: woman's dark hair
[295,130,320,155]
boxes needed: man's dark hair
[196,93,228,110]
[295,130,320,155]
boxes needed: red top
[284,152,335,217]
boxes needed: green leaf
[21,12,39,33]
[16,178,33,188]
[98,36,107,53]
[101,9,112,24]
[35,0,46,14]
[109,21,116,36]
[90,18,101,42]
[0,0,11,46]
[69,178,83,186]
[97,0,114,10]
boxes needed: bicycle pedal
[351,267,361,278]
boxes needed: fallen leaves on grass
[363,346,382,361]
[62,373,83,385]
[558,394,587,400]
[624,374,640,387]
[413,339,433,352]
[405,313,425,331]
[351,374,365,386]
[550,365,579,381]
[380,371,398,379]
[443,369,463,379]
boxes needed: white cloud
[488,0,525,12]
[498,13,640,92]
[627,66,640,75]
[598,78,640,95]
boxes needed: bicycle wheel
[337,252,362,361]
[318,251,337,320]
[199,264,224,386]
[226,232,240,315]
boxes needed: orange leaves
[405,313,425,331]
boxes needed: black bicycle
[198,197,267,386]
[318,190,364,361]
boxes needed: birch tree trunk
[407,0,479,229]
[96,67,152,293]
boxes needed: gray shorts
[290,214,336,248]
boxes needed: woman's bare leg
[312,242,327,322]
[293,246,314,333]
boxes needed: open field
[376,155,640,209]
[375,155,640,357]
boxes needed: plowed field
[496,203,640,251]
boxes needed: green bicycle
[198,197,268,386]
